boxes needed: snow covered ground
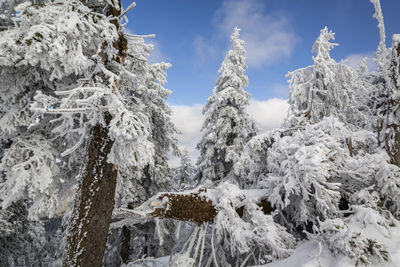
[261,224,400,267]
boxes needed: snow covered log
[133,187,275,224]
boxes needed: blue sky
[123,0,400,105]
[122,0,400,165]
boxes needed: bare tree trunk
[394,132,400,165]
[63,114,118,267]
[387,128,400,166]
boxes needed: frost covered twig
[125,33,156,39]
[370,0,386,48]
[119,1,136,18]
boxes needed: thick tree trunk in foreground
[63,1,127,266]
[63,115,118,267]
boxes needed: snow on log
[132,186,275,224]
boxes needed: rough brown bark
[392,42,400,166]
[63,114,118,267]
[394,131,400,166]
[386,41,400,167]
[387,126,400,166]
[144,188,275,224]
[346,137,353,157]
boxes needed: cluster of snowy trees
[1,0,400,266]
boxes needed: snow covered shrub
[315,217,389,266]
[211,182,295,265]
[258,117,348,231]
[234,131,275,189]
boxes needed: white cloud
[342,51,377,71]
[169,104,204,167]
[168,98,289,167]
[247,98,289,133]
[214,0,296,67]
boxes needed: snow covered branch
[370,0,386,48]
[125,33,156,39]
[119,1,136,18]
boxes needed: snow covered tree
[362,0,400,218]
[112,35,179,209]
[178,150,195,188]
[196,27,256,187]
[382,35,400,167]
[286,27,364,128]
[0,0,164,265]
[109,40,179,263]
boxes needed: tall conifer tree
[196,28,256,186]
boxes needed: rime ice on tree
[196,27,256,186]
[286,27,363,127]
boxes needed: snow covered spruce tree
[286,27,364,128]
[178,150,195,188]
[114,38,178,210]
[362,0,400,218]
[368,0,400,168]
[109,40,179,263]
[0,0,171,265]
[196,27,256,187]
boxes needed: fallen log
[129,186,275,224]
